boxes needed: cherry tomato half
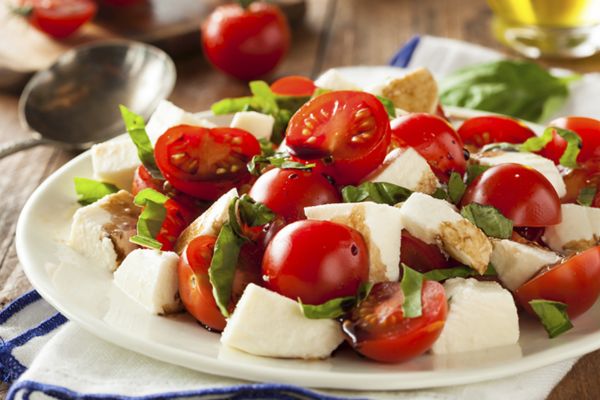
[342,281,447,363]
[400,230,453,272]
[390,113,466,182]
[540,117,600,164]
[457,116,535,148]
[561,161,600,207]
[270,76,316,97]
[201,2,290,80]
[155,125,260,201]
[262,220,369,305]
[461,163,561,227]
[286,91,391,185]
[516,246,600,319]
[22,0,97,38]
[131,165,164,195]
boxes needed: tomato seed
[231,137,242,145]
[306,136,317,144]
[216,167,227,175]
[355,107,371,119]
[302,128,311,136]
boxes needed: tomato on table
[341,281,447,363]
[262,220,369,305]
[18,0,97,38]
[461,163,561,227]
[270,76,316,97]
[540,117,600,164]
[154,125,260,201]
[400,230,453,272]
[515,246,600,319]
[390,113,466,182]
[285,91,391,185]
[457,116,535,148]
[201,2,290,80]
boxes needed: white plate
[15,70,600,390]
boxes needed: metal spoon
[0,40,176,159]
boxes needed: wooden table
[1,0,599,398]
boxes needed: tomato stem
[236,0,254,9]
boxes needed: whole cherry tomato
[341,281,447,363]
[201,2,290,80]
[270,76,316,96]
[19,0,96,38]
[457,116,535,148]
[540,117,600,164]
[286,91,391,185]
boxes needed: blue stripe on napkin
[389,36,421,67]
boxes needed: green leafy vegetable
[424,264,497,281]
[461,203,513,239]
[342,182,413,205]
[466,164,490,185]
[431,187,449,200]
[577,186,597,207]
[529,299,573,338]
[376,96,396,118]
[73,177,119,206]
[440,60,579,123]
[236,194,276,228]
[519,127,582,168]
[481,142,521,153]
[448,172,466,205]
[258,138,276,157]
[119,105,163,179]
[299,282,374,319]
[400,264,423,318]
[129,188,169,250]
[248,154,315,176]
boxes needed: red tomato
[101,0,143,5]
[390,113,466,182]
[201,2,290,80]
[457,116,535,148]
[562,162,600,207]
[540,117,600,164]
[341,281,447,363]
[248,168,341,223]
[131,165,164,196]
[285,91,391,185]
[154,125,260,201]
[270,76,316,97]
[515,246,600,319]
[155,198,198,251]
[262,220,369,305]
[461,163,561,227]
[21,0,96,39]
[400,230,453,272]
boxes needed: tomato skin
[131,165,164,195]
[271,76,316,96]
[561,161,600,207]
[286,91,391,185]
[457,116,535,148]
[342,281,447,363]
[262,220,369,305]
[542,117,600,164]
[390,113,466,182]
[461,163,561,227]
[515,246,600,319]
[24,0,96,38]
[400,230,453,272]
[248,168,341,223]
[201,3,290,80]
[155,198,197,252]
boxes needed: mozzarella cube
[431,278,519,354]
[379,68,439,114]
[91,136,140,190]
[69,190,140,272]
[490,239,560,291]
[399,192,492,274]
[543,204,598,254]
[230,111,275,141]
[365,147,439,194]
[175,188,238,253]
[146,100,216,144]
[114,249,181,315]
[314,69,361,91]
[474,151,566,198]
[221,284,344,359]
[304,202,403,282]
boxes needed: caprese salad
[69,68,600,363]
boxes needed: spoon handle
[0,137,48,159]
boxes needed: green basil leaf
[431,187,449,200]
[519,127,582,168]
[73,177,119,206]
[300,282,374,319]
[448,172,466,205]
[424,264,497,281]
[119,105,163,180]
[259,138,276,157]
[237,194,276,227]
[481,142,521,153]
[376,96,396,118]
[247,155,315,176]
[401,264,423,318]
[466,164,490,185]
[133,188,170,206]
[342,182,413,205]
[440,60,579,123]
[129,188,169,250]
[276,95,311,114]
[312,88,332,98]
[577,186,597,207]
[529,299,573,338]
[461,203,513,239]
[211,96,256,115]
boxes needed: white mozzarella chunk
[68,191,140,272]
[91,136,140,190]
[365,147,439,194]
[304,202,403,282]
[431,278,519,354]
[399,192,492,273]
[221,284,344,359]
[474,151,566,198]
[314,69,361,91]
[113,249,181,315]
[542,204,598,254]
[146,100,216,145]
[589,206,600,238]
[175,188,238,253]
[490,239,560,291]
[230,111,275,141]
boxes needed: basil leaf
[259,138,276,157]
[119,105,163,180]
[312,88,332,98]
[248,155,315,176]
[577,186,597,207]
[466,164,490,185]
[401,264,423,318]
[440,60,579,123]
[74,177,119,206]
[481,142,521,153]
[448,172,466,205]
[130,189,169,250]
[211,96,255,115]
[376,96,396,118]
[519,127,582,168]
[431,187,449,200]
[461,203,513,239]
[237,194,276,227]
[342,182,413,205]
[529,299,573,338]
[424,264,497,281]
[300,282,374,319]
